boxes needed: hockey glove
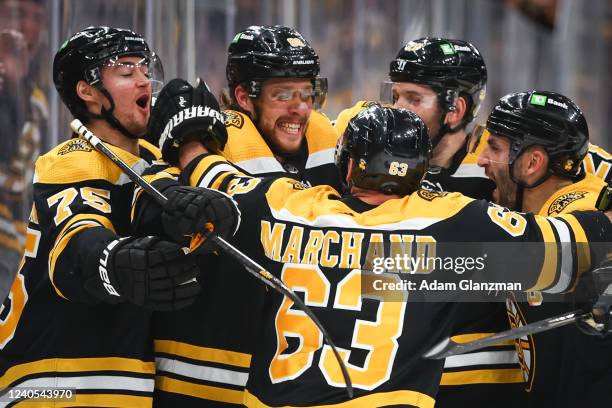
[575,257,612,337]
[161,186,241,251]
[84,236,201,311]
[148,78,227,165]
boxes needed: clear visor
[379,79,437,110]
[266,77,328,110]
[104,53,165,95]
[313,77,328,110]
[467,124,511,165]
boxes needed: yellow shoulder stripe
[222,110,275,163]
[48,214,115,299]
[156,375,244,405]
[540,173,606,216]
[0,357,154,389]
[450,333,514,347]
[155,340,251,368]
[440,368,523,386]
[35,140,145,185]
[265,184,473,228]
[333,100,371,138]
[138,138,162,159]
[12,394,152,408]
[528,217,558,291]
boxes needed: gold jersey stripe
[450,333,514,347]
[0,357,155,389]
[12,393,151,408]
[529,217,558,291]
[155,340,251,368]
[243,389,435,408]
[48,214,115,300]
[138,138,162,159]
[156,375,244,405]
[188,155,230,188]
[440,368,524,385]
[556,214,590,278]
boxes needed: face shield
[379,79,437,110]
[467,124,513,166]
[312,77,328,110]
[103,53,165,95]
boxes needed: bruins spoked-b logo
[58,139,93,155]
[223,110,244,129]
[547,191,587,215]
[506,297,536,392]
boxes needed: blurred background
[0,0,610,295]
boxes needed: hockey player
[147,25,342,407]
[221,25,339,189]
[148,83,611,405]
[0,26,238,406]
[474,90,612,407]
[335,38,529,405]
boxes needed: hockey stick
[70,119,354,399]
[423,309,590,359]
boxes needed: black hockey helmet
[226,25,327,108]
[335,103,430,196]
[53,26,163,137]
[385,38,487,127]
[486,90,588,179]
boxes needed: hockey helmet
[383,37,487,127]
[335,103,430,196]
[226,25,327,108]
[483,90,589,178]
[53,26,163,133]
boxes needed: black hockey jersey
[178,153,610,407]
[506,172,610,407]
[0,137,161,407]
[152,109,343,407]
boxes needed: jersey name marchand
[260,220,438,274]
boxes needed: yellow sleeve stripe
[154,340,251,368]
[12,394,152,408]
[556,214,590,277]
[243,389,435,408]
[450,333,514,347]
[188,155,232,188]
[529,217,558,291]
[0,357,155,389]
[156,375,244,405]
[440,368,524,385]
[48,214,115,299]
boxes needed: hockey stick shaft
[423,309,590,359]
[70,119,354,398]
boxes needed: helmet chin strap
[508,158,552,212]
[94,87,142,139]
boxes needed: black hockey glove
[148,78,227,165]
[84,236,201,311]
[161,186,241,251]
[575,257,612,337]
